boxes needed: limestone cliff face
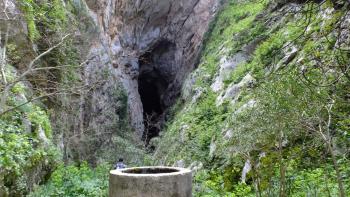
[1,0,220,165]
[81,0,220,139]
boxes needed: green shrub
[19,0,67,41]
[28,106,52,138]
[30,162,110,197]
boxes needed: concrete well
[109,166,192,197]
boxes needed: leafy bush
[28,106,52,138]
[30,162,110,197]
[0,113,60,196]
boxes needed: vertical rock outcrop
[80,0,220,140]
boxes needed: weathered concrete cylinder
[109,166,192,197]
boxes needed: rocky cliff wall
[80,0,220,141]
[1,0,221,164]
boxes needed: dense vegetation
[1,0,349,196]
[29,162,109,197]
[155,0,350,196]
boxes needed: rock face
[80,0,220,141]
[211,52,250,92]
[216,74,255,106]
[2,0,221,169]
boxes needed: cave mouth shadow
[138,40,176,145]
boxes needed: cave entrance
[138,69,167,142]
[138,40,176,144]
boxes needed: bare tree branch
[18,34,70,81]
[0,24,9,84]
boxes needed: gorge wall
[82,0,220,139]
[69,0,221,162]
[1,0,220,195]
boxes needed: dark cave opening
[138,40,176,144]
[138,65,167,143]
[139,76,163,115]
